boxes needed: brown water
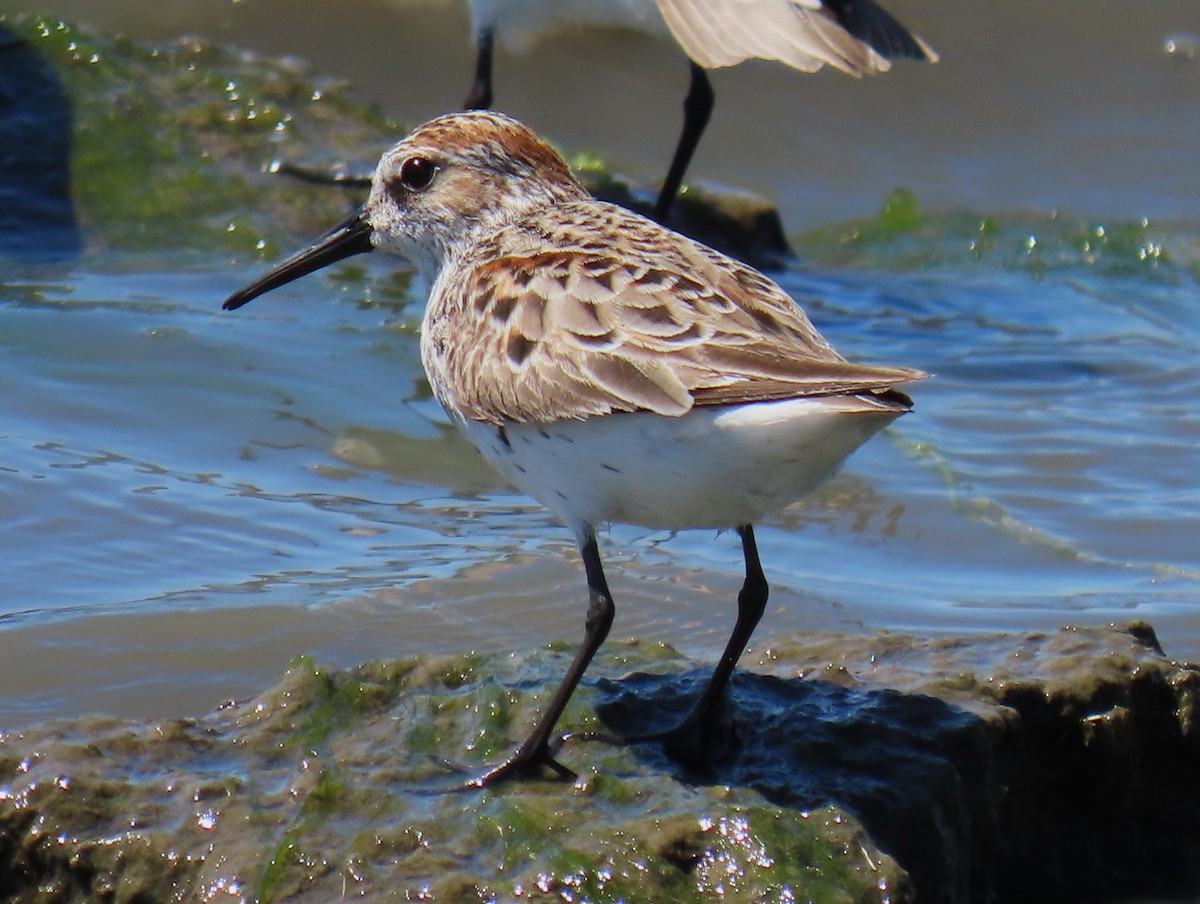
[1,0,1198,729]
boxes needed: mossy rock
[4,623,1200,902]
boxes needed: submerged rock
[1,622,1197,903]
[0,22,81,262]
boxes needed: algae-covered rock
[796,187,1200,279]
[0,651,903,903]
[726,621,1200,903]
[2,623,1198,903]
[0,12,400,263]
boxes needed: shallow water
[1,0,1199,729]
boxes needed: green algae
[876,187,923,238]
[1,13,397,263]
[255,763,346,903]
[0,12,794,272]
[796,187,1200,282]
[0,643,912,903]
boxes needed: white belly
[459,397,903,533]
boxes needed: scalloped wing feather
[425,201,925,425]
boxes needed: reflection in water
[0,23,81,261]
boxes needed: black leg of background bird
[653,61,713,224]
[464,530,615,787]
[462,27,495,110]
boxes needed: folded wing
[437,202,926,425]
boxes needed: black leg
[462,27,495,110]
[465,530,615,787]
[653,61,714,224]
[626,524,768,767]
[687,525,768,725]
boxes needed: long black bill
[222,207,375,311]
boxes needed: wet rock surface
[2,622,1197,903]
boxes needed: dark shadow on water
[596,668,1200,904]
[0,24,81,264]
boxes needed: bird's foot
[575,713,734,774]
[630,714,731,772]
[440,735,578,791]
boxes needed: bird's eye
[398,156,437,191]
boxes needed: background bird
[462,0,938,222]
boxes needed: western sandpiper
[462,0,937,220]
[223,110,925,786]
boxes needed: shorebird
[223,111,925,786]
[462,0,937,221]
